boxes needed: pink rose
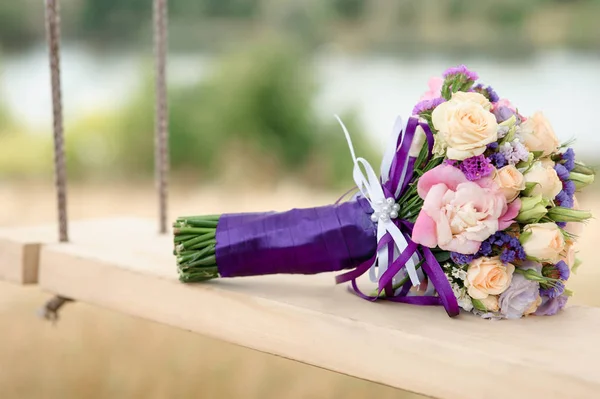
[419,77,444,101]
[412,165,520,254]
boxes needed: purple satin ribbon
[216,198,377,277]
[339,117,459,317]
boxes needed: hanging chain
[154,0,169,234]
[42,0,71,322]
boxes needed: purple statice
[412,97,446,116]
[444,159,459,167]
[443,65,479,81]
[554,164,570,181]
[555,190,574,208]
[542,261,571,281]
[478,240,493,257]
[561,148,576,172]
[488,232,526,264]
[563,180,576,197]
[450,252,474,265]
[472,84,499,103]
[499,141,529,165]
[459,155,494,181]
[557,221,567,228]
[534,294,568,316]
[540,281,565,299]
[487,142,499,151]
[488,152,507,168]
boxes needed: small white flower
[451,268,467,281]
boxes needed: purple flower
[459,155,494,181]
[499,141,529,165]
[487,142,498,150]
[499,273,540,319]
[488,152,507,168]
[492,106,517,124]
[450,252,474,265]
[478,241,493,256]
[554,164,570,181]
[443,65,479,81]
[542,261,570,281]
[472,84,500,103]
[412,97,446,116]
[534,294,568,316]
[540,281,565,298]
[556,260,570,280]
[555,190,574,208]
[563,180,576,197]
[561,148,575,172]
[557,221,567,228]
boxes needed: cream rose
[493,165,525,202]
[521,223,565,262]
[465,256,515,299]
[519,111,560,156]
[523,161,562,200]
[432,92,498,160]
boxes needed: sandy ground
[0,181,598,398]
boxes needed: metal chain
[42,0,71,321]
[154,0,169,234]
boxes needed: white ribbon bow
[335,115,420,287]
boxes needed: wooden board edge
[0,237,39,284]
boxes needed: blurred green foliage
[2,0,600,53]
[63,42,374,188]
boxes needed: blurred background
[0,0,599,398]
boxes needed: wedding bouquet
[173,65,594,319]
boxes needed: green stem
[174,227,216,235]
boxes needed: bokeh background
[1,1,599,398]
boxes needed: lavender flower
[412,97,446,116]
[487,142,498,150]
[443,65,479,81]
[459,155,494,181]
[540,281,565,298]
[499,273,540,319]
[534,294,568,316]
[499,141,529,165]
[472,84,499,103]
[488,152,507,168]
[451,232,525,266]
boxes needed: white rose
[432,92,498,160]
[409,125,426,158]
[522,223,565,263]
[520,112,560,156]
[523,161,562,200]
[493,165,526,202]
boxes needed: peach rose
[521,223,565,262]
[519,112,560,156]
[465,256,515,299]
[523,161,562,201]
[412,165,520,254]
[560,239,577,269]
[479,295,500,312]
[432,92,498,160]
[493,165,525,202]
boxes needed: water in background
[2,46,599,156]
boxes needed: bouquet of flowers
[173,65,594,319]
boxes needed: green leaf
[471,299,488,312]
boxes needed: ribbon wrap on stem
[334,115,459,317]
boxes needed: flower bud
[516,195,549,224]
[547,206,592,223]
[569,172,595,189]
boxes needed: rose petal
[412,211,438,248]
[417,165,467,199]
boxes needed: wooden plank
[37,218,600,399]
[0,218,156,284]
